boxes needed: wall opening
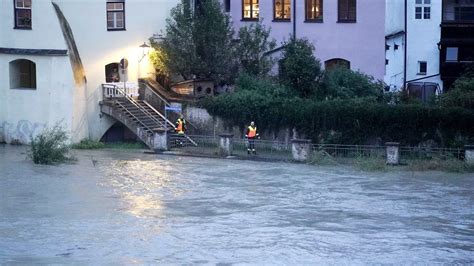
[324,58,351,71]
[100,122,141,143]
[105,62,120,82]
[9,59,36,89]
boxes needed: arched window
[105,62,120,82]
[9,59,36,89]
[324,58,351,70]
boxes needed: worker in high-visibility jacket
[175,116,187,147]
[245,121,259,155]
[176,116,186,135]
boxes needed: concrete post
[385,142,400,165]
[153,129,168,152]
[464,145,474,165]
[219,133,233,157]
[291,139,312,162]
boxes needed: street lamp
[139,42,150,62]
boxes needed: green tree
[278,38,322,98]
[439,69,474,109]
[236,21,277,76]
[152,0,236,83]
[322,67,385,100]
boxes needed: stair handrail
[143,101,197,146]
[115,100,155,134]
[142,80,198,131]
[143,101,175,129]
[105,84,167,130]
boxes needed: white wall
[0,54,75,143]
[406,0,443,89]
[0,0,178,143]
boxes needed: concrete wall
[0,0,178,143]
[229,0,386,80]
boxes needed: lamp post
[138,42,150,79]
[139,42,150,62]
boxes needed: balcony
[442,1,474,23]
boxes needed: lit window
[338,0,356,22]
[9,59,36,89]
[446,47,458,62]
[242,0,259,20]
[14,0,32,29]
[274,0,291,20]
[306,0,323,21]
[415,0,430,20]
[107,1,125,30]
[418,61,427,75]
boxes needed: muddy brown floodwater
[0,145,473,264]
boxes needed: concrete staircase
[100,83,196,151]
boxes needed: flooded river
[0,145,473,264]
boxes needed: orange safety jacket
[247,126,257,138]
[176,119,185,134]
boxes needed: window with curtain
[338,0,356,22]
[107,1,125,30]
[306,0,323,21]
[274,0,291,20]
[14,0,32,29]
[242,0,259,20]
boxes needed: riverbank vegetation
[28,123,73,165]
[72,139,145,150]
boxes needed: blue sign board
[165,106,182,112]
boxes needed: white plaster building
[384,0,443,94]
[0,0,177,144]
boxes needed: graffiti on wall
[0,120,46,144]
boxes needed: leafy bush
[321,67,385,100]
[439,73,474,109]
[72,139,105,149]
[28,123,71,165]
[202,90,474,147]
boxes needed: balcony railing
[442,9,474,23]
[102,82,139,98]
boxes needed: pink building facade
[227,0,386,80]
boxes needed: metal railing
[140,80,199,132]
[399,146,464,160]
[312,144,386,158]
[103,82,139,98]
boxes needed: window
[9,59,36,89]
[445,46,474,62]
[107,1,125,30]
[105,63,120,82]
[325,58,351,70]
[242,0,259,20]
[415,0,430,20]
[224,0,230,12]
[338,0,356,22]
[306,0,323,21]
[274,0,291,20]
[446,47,458,62]
[418,61,427,75]
[14,0,32,29]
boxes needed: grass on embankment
[309,152,474,173]
[72,139,145,150]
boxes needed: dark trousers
[248,137,256,151]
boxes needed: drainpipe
[292,0,296,39]
[403,0,408,89]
